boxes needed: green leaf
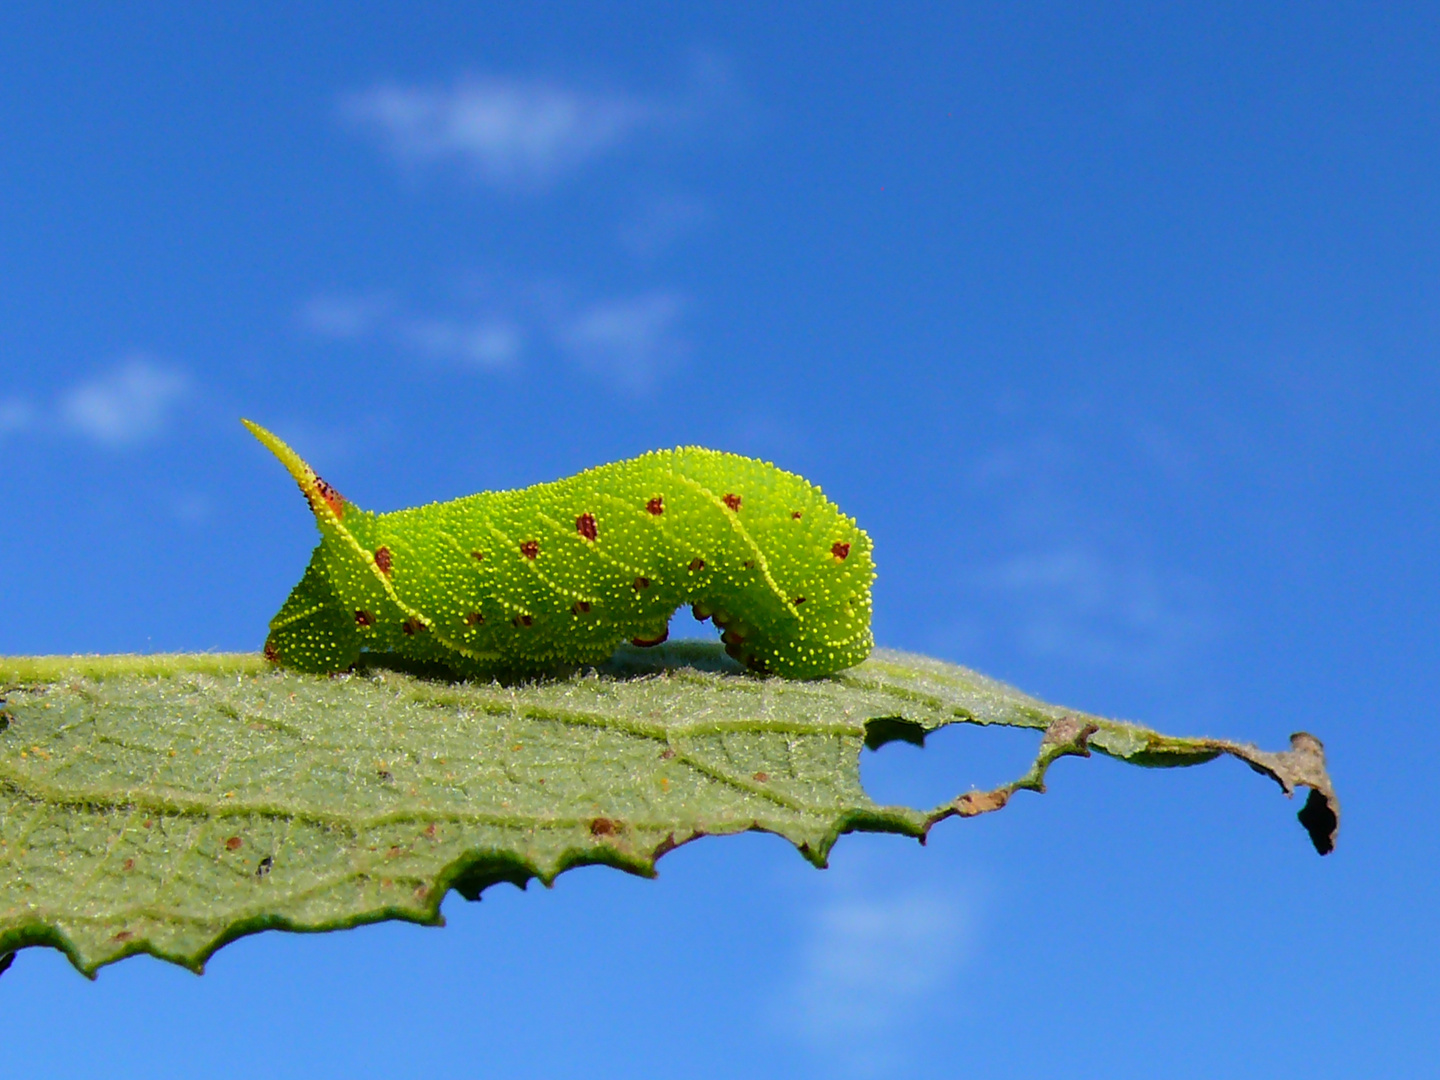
[0,643,1338,978]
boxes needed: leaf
[0,643,1338,978]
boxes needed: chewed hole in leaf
[666,605,720,643]
[861,721,1042,811]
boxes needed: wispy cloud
[0,397,35,436]
[344,76,659,189]
[400,316,523,370]
[299,286,688,393]
[59,358,189,447]
[559,292,687,394]
[965,546,1212,675]
[781,889,967,1068]
[618,193,709,258]
[299,292,394,339]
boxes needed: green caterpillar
[244,420,874,679]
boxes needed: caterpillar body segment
[244,420,874,679]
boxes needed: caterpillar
[244,420,874,679]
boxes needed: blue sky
[2,3,1436,1076]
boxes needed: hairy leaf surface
[0,644,1337,977]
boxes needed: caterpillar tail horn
[241,418,355,522]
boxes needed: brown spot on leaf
[112,931,135,943]
[576,513,597,541]
[572,600,591,614]
[753,772,769,782]
[463,611,485,626]
[122,858,134,871]
[723,493,742,512]
[225,836,243,851]
[355,609,375,627]
[957,788,1011,816]
[589,817,619,836]
[520,540,539,560]
[374,547,392,574]
[143,819,153,829]
[378,769,394,782]
[646,496,664,515]
[632,627,669,647]
[660,747,676,760]
[832,541,851,560]
[424,823,437,839]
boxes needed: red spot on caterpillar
[263,642,281,663]
[791,510,803,519]
[313,476,345,519]
[225,836,243,851]
[355,610,374,627]
[646,496,664,515]
[688,558,705,572]
[576,513,597,541]
[831,541,851,560]
[520,540,539,559]
[572,600,592,614]
[632,627,669,647]
[513,614,533,627]
[723,493,742,512]
[374,547,392,574]
[743,559,755,569]
[590,817,619,836]
[792,596,806,605]
[633,576,650,590]
[402,618,425,635]
[470,550,485,561]
[463,611,485,626]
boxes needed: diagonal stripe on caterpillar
[244,420,874,679]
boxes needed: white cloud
[559,292,686,394]
[344,76,657,189]
[783,890,967,1054]
[59,358,188,447]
